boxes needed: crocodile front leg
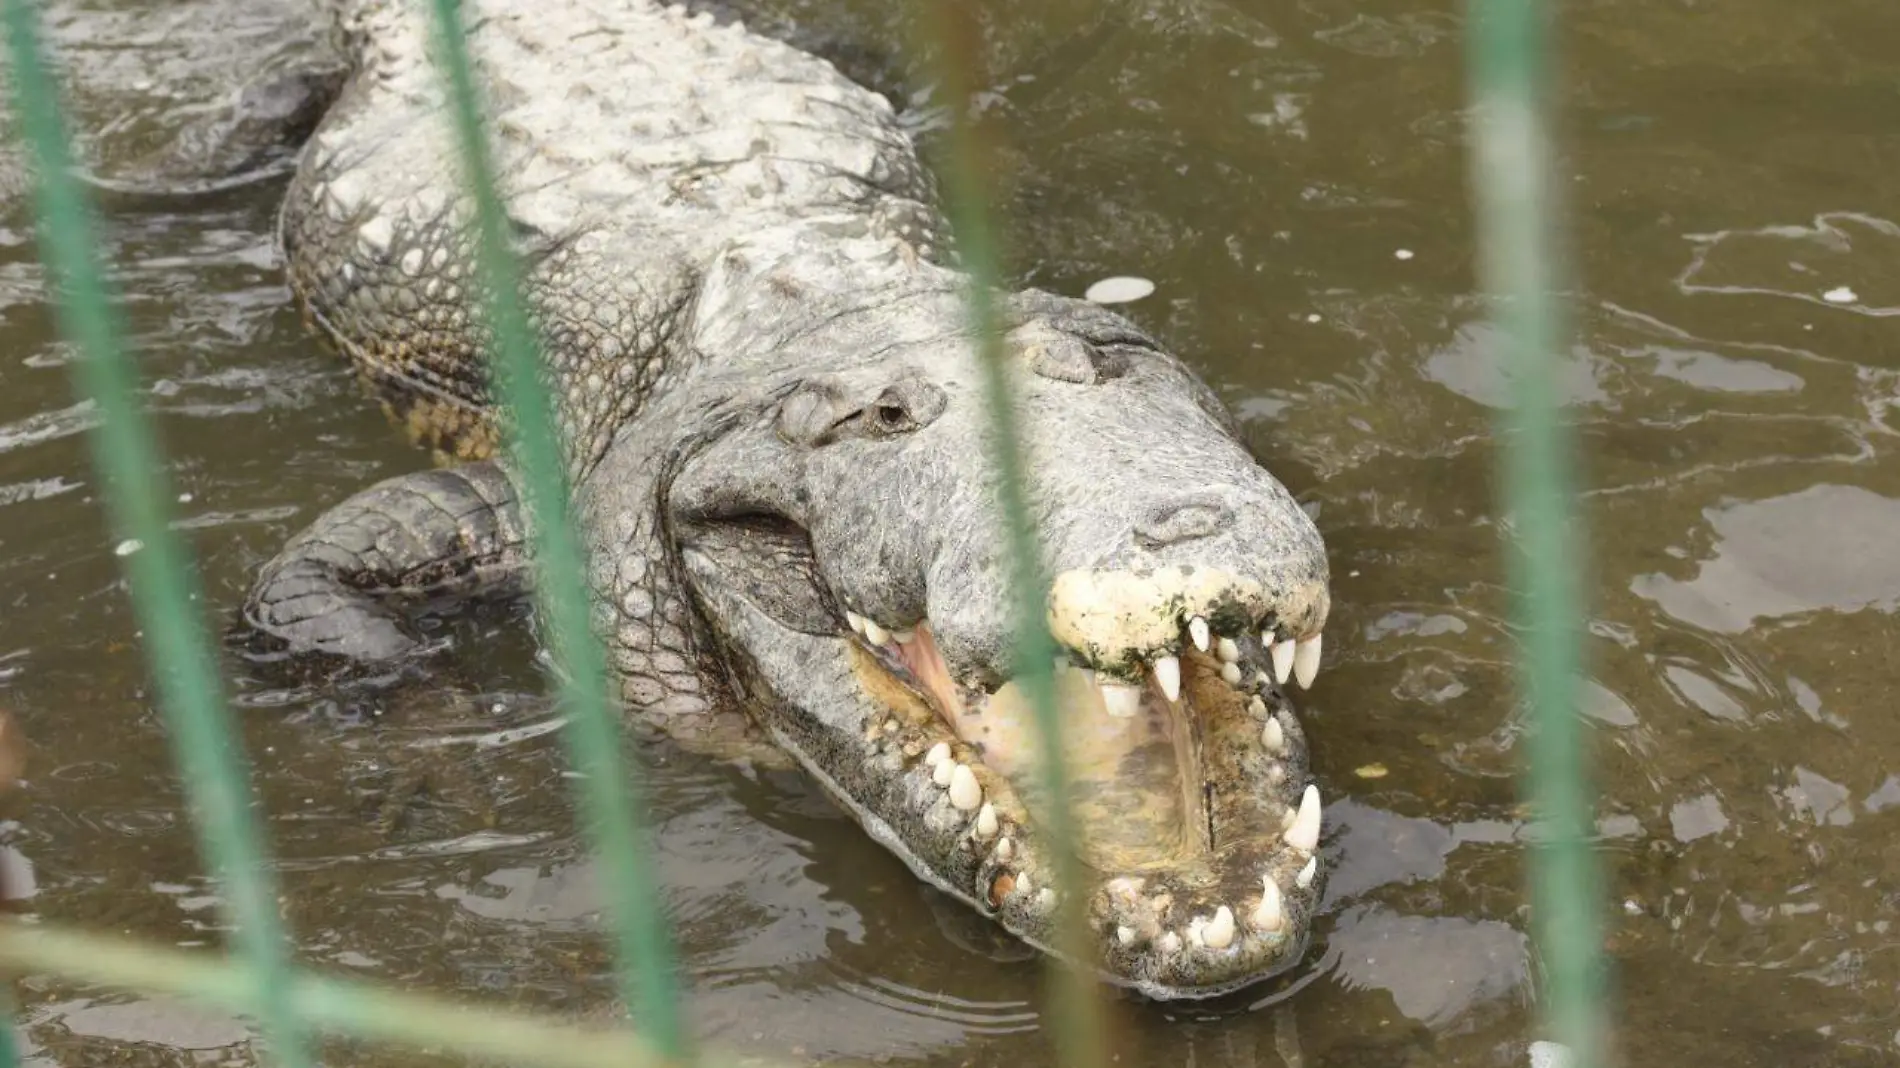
[245,462,528,660]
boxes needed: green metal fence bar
[422,1,689,1059]
[1464,0,1610,1065]
[0,3,316,1065]
[917,7,1106,1067]
[0,923,809,1068]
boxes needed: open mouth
[831,570,1328,999]
[673,472,1330,999]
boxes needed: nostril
[1135,501,1231,547]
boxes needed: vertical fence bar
[916,7,1107,1068]
[1463,1,1611,1065]
[0,4,315,1065]
[421,2,689,1060]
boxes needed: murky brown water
[3,0,1898,1064]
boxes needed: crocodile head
[658,253,1330,1000]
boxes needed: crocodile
[241,0,1333,1000]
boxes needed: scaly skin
[247,0,1335,999]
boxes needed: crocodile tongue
[894,625,1212,874]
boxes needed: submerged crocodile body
[245,0,1333,999]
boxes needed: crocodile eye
[874,403,912,431]
[856,378,944,439]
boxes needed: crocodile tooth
[1296,855,1318,890]
[1188,616,1210,652]
[1248,695,1268,718]
[1263,716,1285,754]
[846,611,866,636]
[1220,662,1243,686]
[924,742,951,767]
[1157,931,1182,954]
[1284,785,1322,852]
[892,627,915,643]
[1100,682,1143,719]
[1153,656,1181,703]
[1253,876,1284,932]
[1293,634,1323,689]
[862,618,890,646]
[1116,925,1137,946]
[1203,906,1236,949]
[1216,637,1240,663]
[974,802,998,839]
[948,764,983,811]
[995,837,1014,862]
[931,758,955,787]
[1016,871,1033,896]
[1270,639,1296,684]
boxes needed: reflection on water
[1634,485,1900,633]
[3,0,1900,1064]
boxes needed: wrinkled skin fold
[240,0,1334,1000]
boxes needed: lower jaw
[817,634,1322,998]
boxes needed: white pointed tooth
[862,618,891,646]
[1296,855,1317,890]
[892,627,915,643]
[1116,925,1137,947]
[1220,662,1243,686]
[1016,871,1033,895]
[925,742,951,767]
[847,611,867,635]
[1153,656,1181,703]
[948,764,983,811]
[1284,784,1322,852]
[932,758,955,787]
[1270,639,1296,684]
[1293,634,1322,689]
[1248,695,1268,718]
[1203,905,1236,949]
[1216,636,1240,663]
[1100,682,1143,719]
[1157,931,1182,954]
[974,802,999,839]
[1253,877,1285,932]
[995,837,1014,862]
[1186,922,1205,948]
[1188,616,1210,652]
[1263,716,1285,754]
[1255,671,1273,690]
